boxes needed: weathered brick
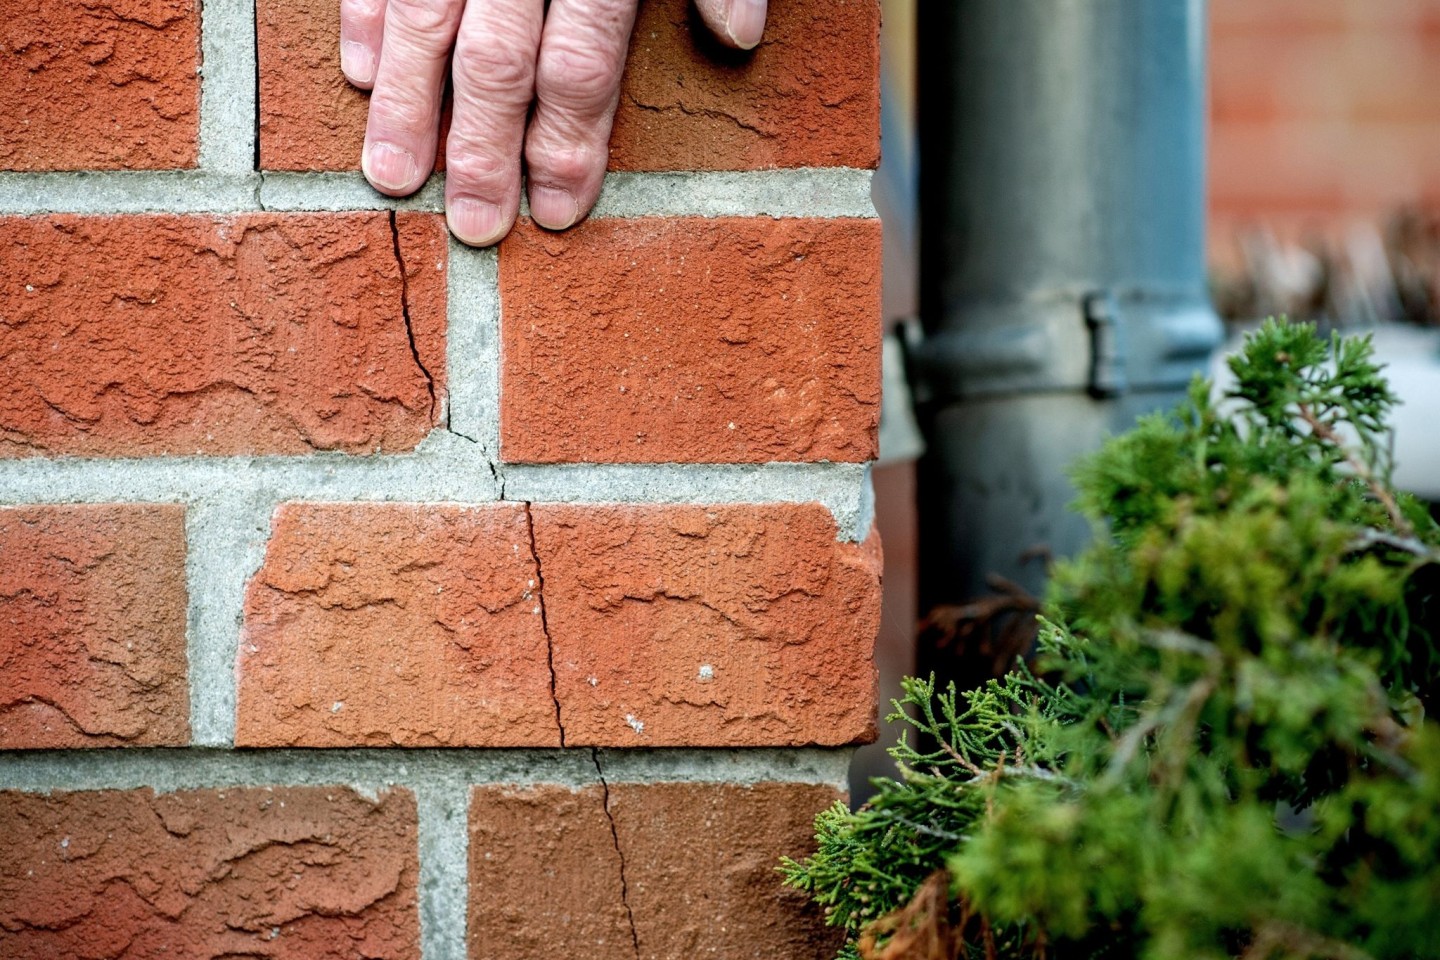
[468,785,633,960]
[499,217,881,464]
[255,0,878,172]
[257,0,450,173]
[610,0,880,171]
[0,786,420,960]
[0,213,446,458]
[236,503,561,748]
[0,0,199,171]
[613,782,845,959]
[468,782,844,960]
[534,504,881,747]
[0,505,188,748]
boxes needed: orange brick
[256,0,878,171]
[0,0,198,171]
[0,213,446,457]
[534,504,881,747]
[0,505,188,748]
[0,786,420,959]
[467,782,844,960]
[499,217,881,464]
[236,503,561,748]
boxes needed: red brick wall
[0,1,881,956]
[1209,0,1440,256]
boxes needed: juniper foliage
[782,321,1440,960]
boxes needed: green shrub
[783,320,1440,960]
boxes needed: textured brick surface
[0,213,446,458]
[534,504,881,746]
[0,786,420,960]
[256,0,450,173]
[0,505,188,748]
[613,782,845,960]
[610,0,880,171]
[256,0,878,172]
[468,782,843,960]
[0,0,199,171]
[499,217,881,464]
[468,785,633,960]
[237,503,561,748]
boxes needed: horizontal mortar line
[0,747,853,793]
[0,453,867,505]
[0,455,873,541]
[0,169,876,219]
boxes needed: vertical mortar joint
[592,747,641,960]
[523,501,565,746]
[249,0,261,172]
[388,210,438,420]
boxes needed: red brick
[257,0,450,173]
[467,782,844,960]
[0,213,446,458]
[0,0,198,171]
[533,504,881,747]
[0,505,188,748]
[256,0,878,172]
[468,785,633,960]
[612,782,845,959]
[0,786,420,960]
[610,0,879,171]
[499,217,881,464]
[236,503,561,747]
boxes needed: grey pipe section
[913,0,1221,618]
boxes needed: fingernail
[726,0,766,50]
[530,185,578,231]
[340,41,376,85]
[364,141,419,192]
[448,197,505,246]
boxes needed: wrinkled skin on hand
[340,0,767,245]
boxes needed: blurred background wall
[1210,0,1440,266]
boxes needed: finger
[362,0,464,196]
[340,0,386,89]
[444,0,545,246]
[523,0,639,230]
[692,0,767,51]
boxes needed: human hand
[340,0,768,246]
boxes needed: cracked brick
[467,781,843,960]
[0,213,447,457]
[532,503,882,747]
[468,784,634,960]
[236,502,561,748]
[523,502,567,746]
[591,751,640,960]
[608,782,846,960]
